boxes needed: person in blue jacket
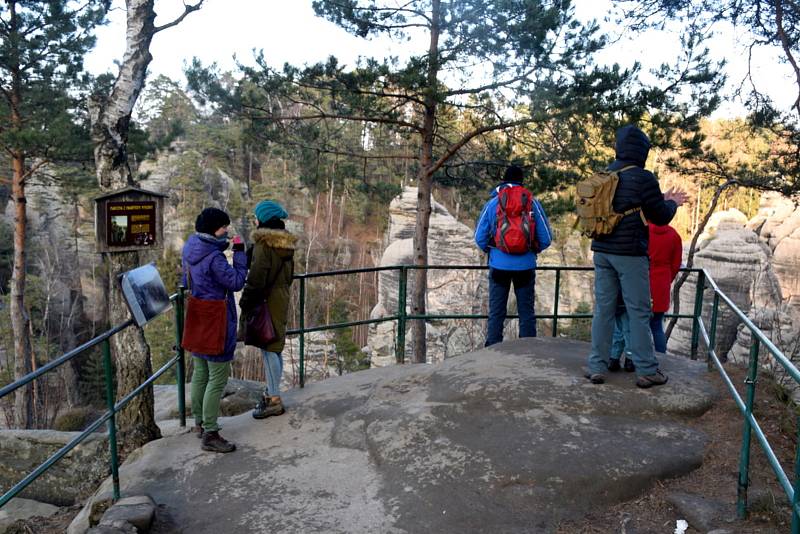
[475,165,553,346]
[182,207,248,453]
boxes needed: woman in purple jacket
[182,208,247,453]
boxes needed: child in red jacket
[648,223,682,353]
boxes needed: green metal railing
[0,289,188,508]
[1,264,800,531]
[288,265,699,383]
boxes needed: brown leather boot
[252,395,285,419]
[191,424,204,439]
[201,431,236,453]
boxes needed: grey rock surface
[87,521,137,534]
[0,430,108,506]
[73,338,713,534]
[0,498,59,533]
[666,491,732,532]
[99,495,155,533]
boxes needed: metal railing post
[396,266,408,364]
[101,339,120,502]
[792,415,800,534]
[737,337,760,519]
[299,277,306,388]
[690,270,706,360]
[708,292,720,371]
[175,287,186,428]
[552,269,561,337]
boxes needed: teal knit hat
[254,200,288,223]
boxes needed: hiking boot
[584,372,606,384]
[191,424,204,439]
[623,357,635,373]
[201,431,236,453]
[608,359,621,372]
[252,395,285,419]
[636,370,669,389]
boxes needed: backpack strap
[614,165,647,225]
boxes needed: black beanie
[195,207,231,235]
[503,165,524,183]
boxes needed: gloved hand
[232,235,245,252]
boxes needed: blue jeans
[485,268,536,347]
[588,253,658,376]
[611,309,631,360]
[261,351,283,396]
[650,312,666,353]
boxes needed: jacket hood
[253,228,298,251]
[184,233,229,265]
[614,125,651,167]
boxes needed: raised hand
[664,187,688,207]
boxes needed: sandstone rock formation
[0,498,60,532]
[70,337,714,534]
[669,193,800,400]
[366,187,487,366]
[669,217,781,358]
[0,430,108,506]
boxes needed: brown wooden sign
[95,187,167,253]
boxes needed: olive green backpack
[575,165,643,238]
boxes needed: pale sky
[84,0,797,119]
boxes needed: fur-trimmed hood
[252,228,298,250]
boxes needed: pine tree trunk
[8,9,34,427]
[11,150,33,429]
[87,0,165,450]
[410,0,441,364]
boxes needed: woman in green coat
[239,200,297,418]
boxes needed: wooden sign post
[94,187,167,253]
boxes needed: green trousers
[191,357,230,432]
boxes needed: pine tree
[190,0,722,362]
[0,0,108,428]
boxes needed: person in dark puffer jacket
[585,125,687,389]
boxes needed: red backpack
[494,185,539,254]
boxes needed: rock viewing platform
[71,337,715,533]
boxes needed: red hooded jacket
[649,224,683,313]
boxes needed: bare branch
[245,106,424,133]
[255,135,415,161]
[443,67,536,97]
[427,118,536,176]
[153,1,204,34]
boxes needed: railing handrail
[694,268,800,527]
[0,290,188,509]
[703,270,800,383]
[0,319,135,400]
[0,292,182,401]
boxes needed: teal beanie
[254,200,288,223]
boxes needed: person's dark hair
[503,165,524,183]
[195,207,231,235]
[258,217,285,230]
